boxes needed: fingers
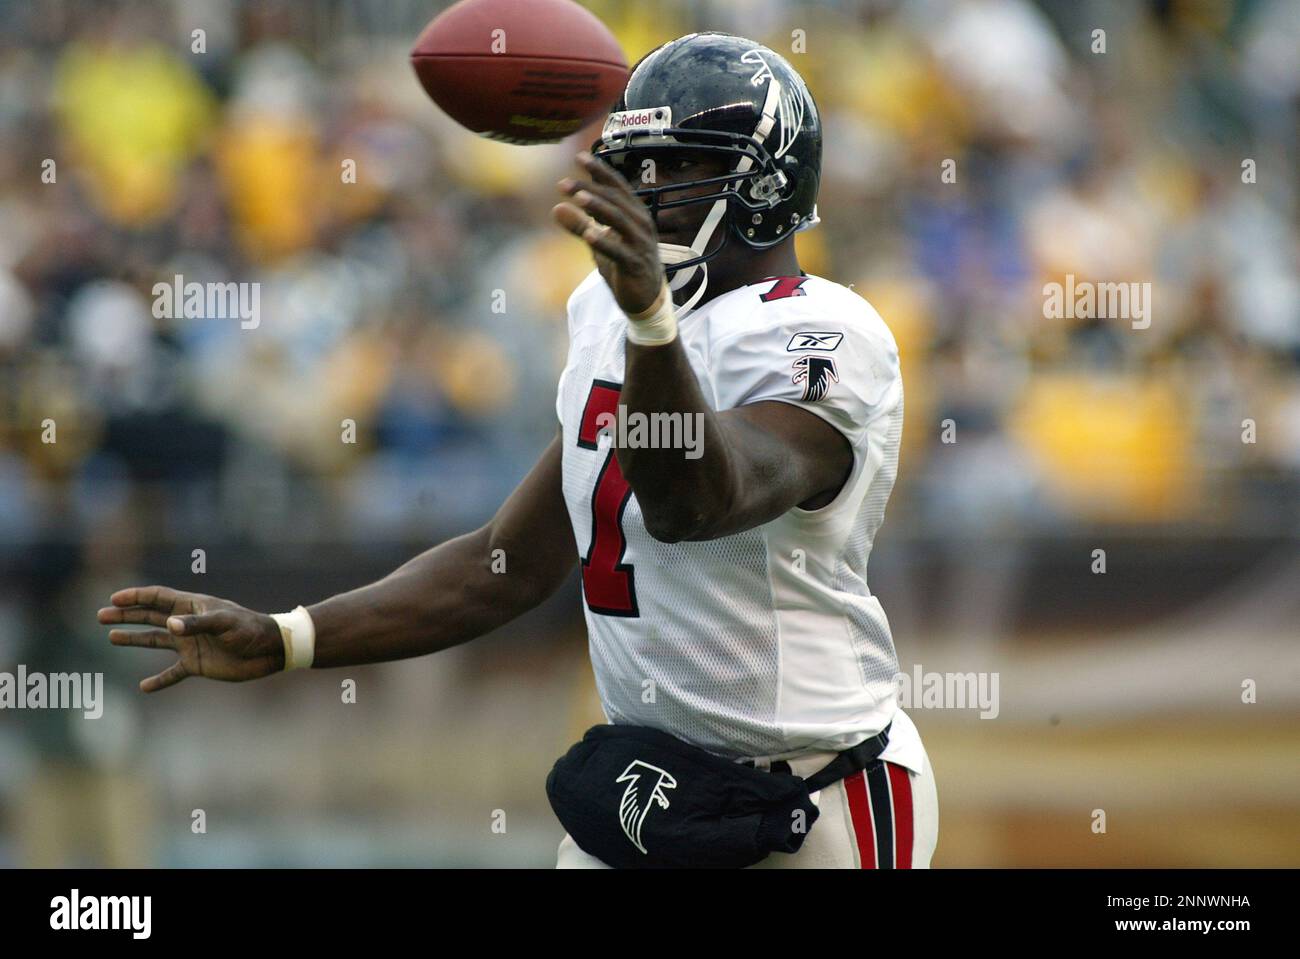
[567,161,650,220]
[554,150,663,272]
[109,627,176,650]
[568,185,652,245]
[555,180,642,246]
[109,585,178,610]
[140,661,189,694]
[106,585,197,615]
[551,202,640,267]
[566,156,655,230]
[98,605,171,628]
[165,610,236,637]
[577,150,637,196]
[99,604,232,634]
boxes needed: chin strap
[658,244,710,315]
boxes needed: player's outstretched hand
[97,586,285,692]
[553,150,666,316]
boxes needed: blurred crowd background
[0,0,1296,868]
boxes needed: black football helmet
[592,32,822,311]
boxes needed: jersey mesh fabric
[837,392,904,694]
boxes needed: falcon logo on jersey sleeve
[616,760,678,854]
[792,355,839,402]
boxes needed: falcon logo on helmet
[740,48,805,161]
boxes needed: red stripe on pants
[886,762,914,869]
[842,770,877,869]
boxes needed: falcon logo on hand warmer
[792,355,839,402]
[616,760,678,854]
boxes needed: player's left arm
[554,150,851,542]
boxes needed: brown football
[410,0,629,145]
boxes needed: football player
[99,32,938,869]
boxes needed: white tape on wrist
[271,605,316,671]
[625,280,678,346]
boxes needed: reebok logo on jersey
[786,331,842,352]
[616,760,677,854]
[792,355,839,402]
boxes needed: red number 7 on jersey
[577,380,639,617]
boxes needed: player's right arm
[98,436,576,692]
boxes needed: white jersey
[556,270,924,771]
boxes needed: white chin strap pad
[658,242,709,314]
[657,193,728,314]
[659,240,702,289]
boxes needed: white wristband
[271,605,316,671]
[625,280,678,346]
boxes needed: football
[410,0,628,144]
